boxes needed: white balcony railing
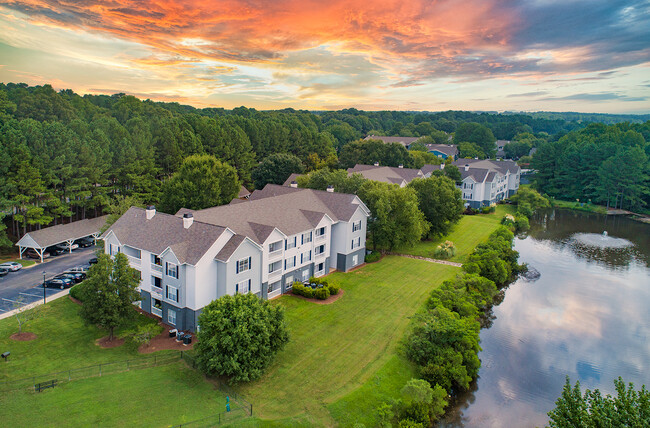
[151,306,162,317]
[316,234,326,241]
[127,255,141,266]
[268,249,283,260]
[151,264,163,273]
[151,285,163,297]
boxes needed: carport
[15,216,108,263]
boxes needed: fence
[172,407,250,428]
[0,352,180,392]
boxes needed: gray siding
[336,248,366,272]
[140,289,151,312]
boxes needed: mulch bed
[10,332,37,341]
[290,288,345,305]
[139,328,194,354]
[96,336,125,348]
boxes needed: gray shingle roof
[182,184,366,244]
[364,135,421,147]
[453,159,520,175]
[215,234,247,262]
[238,185,251,198]
[102,207,227,265]
[282,173,303,186]
[425,144,458,157]
[16,215,108,249]
[346,164,424,185]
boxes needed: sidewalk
[0,288,70,321]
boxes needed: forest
[1,82,649,249]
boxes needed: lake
[440,209,650,427]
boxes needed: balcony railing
[151,285,163,297]
[315,251,326,259]
[151,306,162,317]
[316,234,326,241]
[127,255,141,266]
[151,264,163,273]
[268,269,282,279]
[268,249,282,260]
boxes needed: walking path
[388,253,463,267]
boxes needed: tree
[252,153,304,189]
[453,123,496,157]
[357,181,429,251]
[443,165,461,183]
[159,154,240,214]
[457,142,487,159]
[195,293,289,383]
[12,297,43,334]
[503,140,532,159]
[102,195,145,232]
[398,378,448,424]
[296,168,367,194]
[79,253,141,340]
[547,377,649,427]
[408,176,463,237]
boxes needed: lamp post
[42,271,46,304]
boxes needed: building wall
[330,206,367,269]
[220,239,263,298]
[336,247,366,271]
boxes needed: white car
[0,262,22,272]
[66,266,87,273]
[56,243,79,252]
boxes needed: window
[352,220,362,232]
[352,255,359,266]
[109,244,120,256]
[315,227,326,237]
[351,237,361,250]
[269,241,282,253]
[315,244,325,255]
[166,285,178,302]
[302,270,309,282]
[151,276,162,290]
[302,232,312,244]
[236,279,251,294]
[151,254,162,265]
[285,236,296,250]
[316,262,324,274]
[236,257,251,274]
[167,309,176,326]
[285,256,296,270]
[269,260,282,273]
[285,276,293,288]
[301,251,312,263]
[268,280,281,293]
[166,262,178,279]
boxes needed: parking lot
[0,246,96,314]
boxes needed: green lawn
[0,256,36,268]
[0,298,170,382]
[0,363,248,427]
[234,256,460,425]
[396,204,516,263]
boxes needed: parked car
[25,249,50,259]
[46,246,65,256]
[44,278,74,289]
[88,257,98,265]
[56,272,85,283]
[66,266,87,273]
[74,237,95,248]
[56,242,79,252]
[0,268,8,277]
[0,261,22,271]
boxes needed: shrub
[292,282,314,298]
[489,204,496,213]
[365,251,381,263]
[327,282,340,296]
[313,287,331,300]
[517,201,533,218]
[514,215,530,232]
[433,241,456,259]
[69,282,88,301]
[480,206,491,214]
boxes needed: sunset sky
[1,0,649,113]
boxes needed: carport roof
[16,216,108,249]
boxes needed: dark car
[75,237,95,248]
[88,257,98,265]
[0,268,8,277]
[25,248,50,259]
[44,278,74,289]
[46,246,65,256]
[55,272,85,284]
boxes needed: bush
[313,286,331,300]
[69,282,88,301]
[365,251,381,263]
[489,204,496,213]
[292,282,314,298]
[517,201,533,218]
[514,215,530,232]
[480,206,491,214]
[433,241,456,259]
[327,282,340,296]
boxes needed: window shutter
[301,234,304,245]
[248,256,251,268]
[284,260,286,270]
[285,240,287,250]
[236,261,239,274]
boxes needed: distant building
[424,144,458,160]
[495,140,511,158]
[364,135,421,149]
[347,164,428,187]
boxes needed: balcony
[151,264,163,273]
[268,249,283,260]
[315,251,326,259]
[151,285,163,299]
[127,255,141,266]
[315,234,326,241]
[151,306,162,317]
[268,269,282,279]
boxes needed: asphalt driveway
[0,246,97,314]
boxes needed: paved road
[0,247,97,313]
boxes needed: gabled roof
[102,207,227,265]
[238,185,251,199]
[347,164,425,185]
[453,158,520,175]
[283,173,303,186]
[215,234,247,262]
[179,185,368,245]
[425,144,458,157]
[16,215,108,249]
[364,135,421,147]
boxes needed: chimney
[183,212,194,229]
[326,185,334,193]
[145,205,156,220]
[441,163,445,170]
[373,162,379,167]
[398,164,403,168]
[290,180,298,188]
[464,164,470,172]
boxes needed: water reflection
[439,210,650,428]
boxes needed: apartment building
[101,184,369,331]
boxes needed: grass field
[396,204,516,263]
[0,256,36,268]
[234,256,460,426]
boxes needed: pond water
[439,209,650,427]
